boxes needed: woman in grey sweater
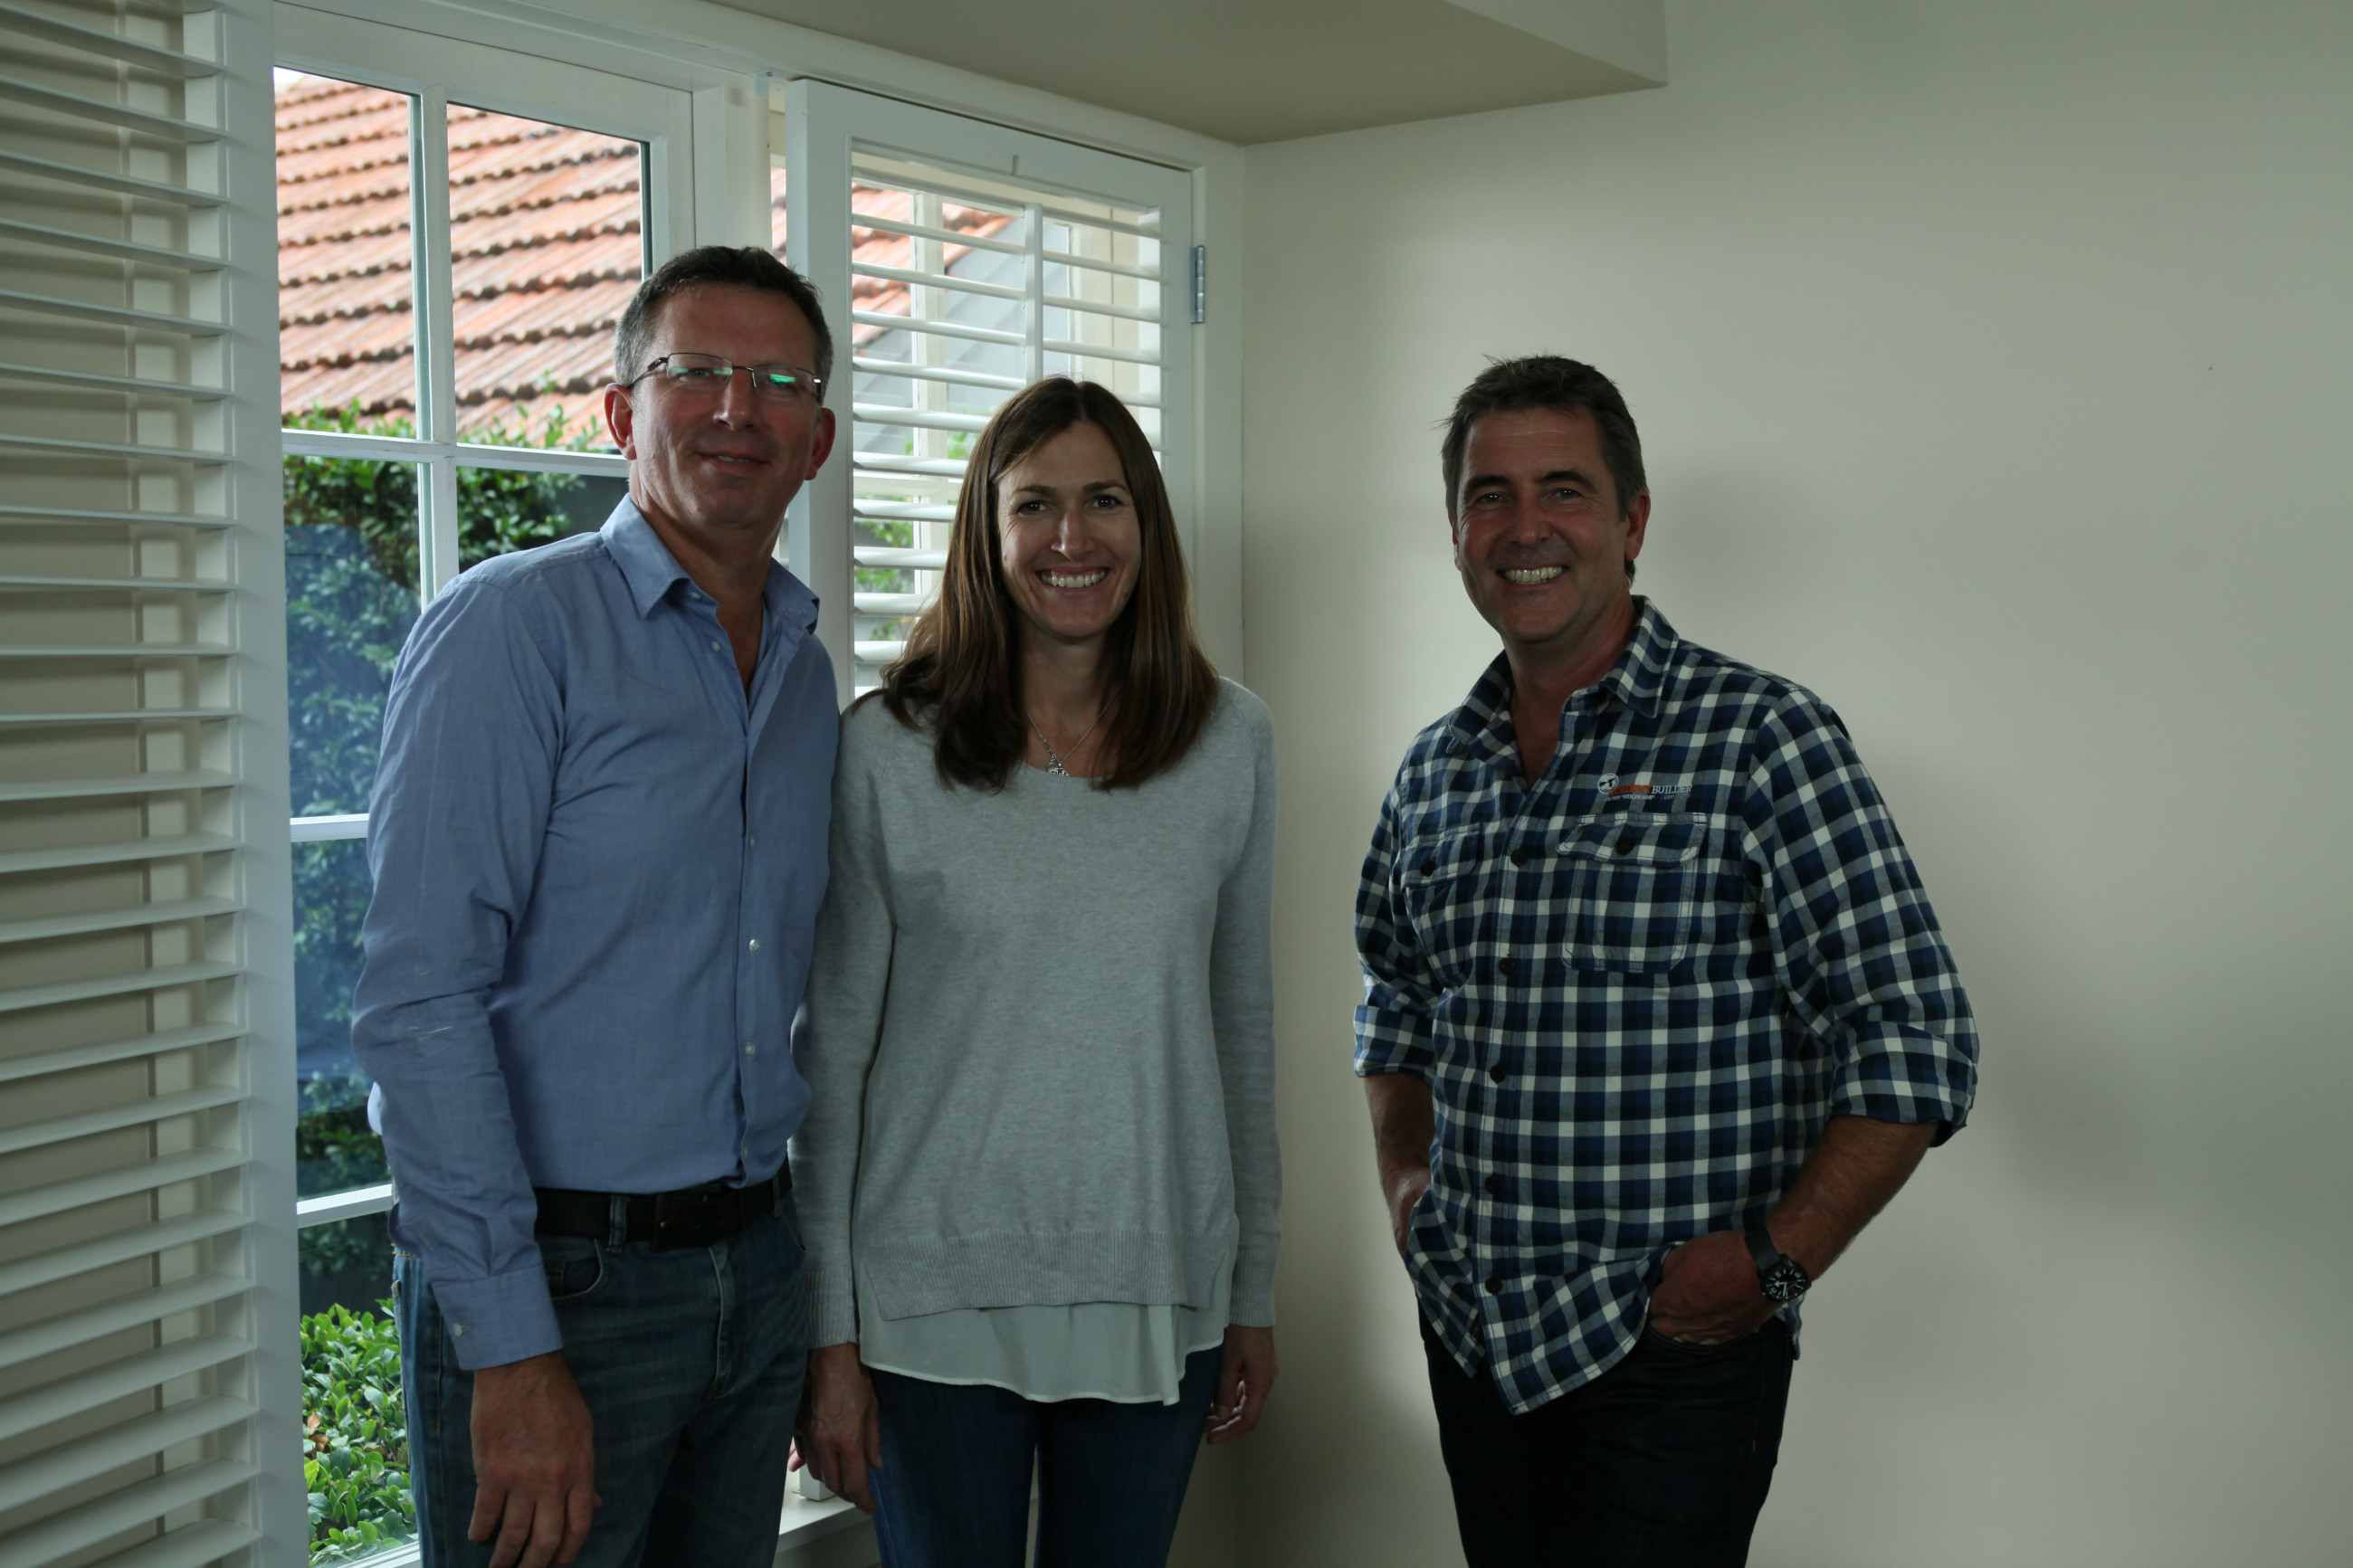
[793,378,1279,1565]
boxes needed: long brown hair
[875,377,1218,791]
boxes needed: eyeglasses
[624,352,826,405]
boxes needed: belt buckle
[651,1188,725,1250]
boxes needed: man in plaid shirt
[1356,356,1977,1567]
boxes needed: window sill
[319,1494,867,1568]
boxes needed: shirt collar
[597,494,820,633]
[1443,597,1683,757]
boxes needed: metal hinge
[1190,244,1206,324]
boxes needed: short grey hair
[613,246,834,387]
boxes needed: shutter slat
[853,548,949,570]
[848,356,1024,394]
[849,309,1024,348]
[850,404,989,436]
[1041,292,1158,325]
[0,771,238,805]
[0,2,224,78]
[0,362,228,401]
[0,835,240,879]
[84,1519,263,1568]
[0,1210,249,1304]
[0,960,242,1017]
[0,897,240,947]
[851,260,1027,302]
[0,1458,256,1568]
[0,1274,251,1374]
[0,1023,244,1088]
[0,1084,246,1158]
[0,712,237,728]
[0,1395,255,1515]
[0,148,229,208]
[0,1337,251,1446]
[0,507,234,531]
[0,290,227,337]
[0,433,228,465]
[0,75,224,143]
[0,575,234,592]
[0,216,225,272]
[0,1148,245,1232]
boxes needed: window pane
[449,104,644,451]
[457,467,629,572]
[300,1254,413,1563]
[294,835,386,1190]
[278,72,418,436]
[286,456,420,814]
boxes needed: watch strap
[1744,1221,1783,1276]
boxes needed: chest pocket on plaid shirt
[1397,829,1491,985]
[1553,815,1707,974]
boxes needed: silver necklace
[1029,706,1106,776]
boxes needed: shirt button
[1496,956,1517,979]
[1510,848,1530,867]
[1616,835,1643,855]
[1418,859,1437,877]
[1488,1065,1507,1083]
[748,834,757,847]
[744,1042,757,1056]
[1484,1275,1503,1295]
[710,639,723,651]
[748,938,760,952]
[1482,1174,1503,1195]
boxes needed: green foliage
[302,1300,413,1563]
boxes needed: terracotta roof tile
[279,77,1013,440]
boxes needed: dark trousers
[395,1202,807,1568]
[1423,1316,1793,1568]
[867,1345,1221,1568]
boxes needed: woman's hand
[1205,1324,1277,1443]
[795,1343,883,1512]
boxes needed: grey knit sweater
[792,680,1281,1347]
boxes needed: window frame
[273,21,693,1252]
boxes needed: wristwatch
[1745,1222,1811,1305]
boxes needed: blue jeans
[1423,1316,1793,1568]
[867,1345,1221,1568]
[395,1202,807,1568]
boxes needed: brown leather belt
[532,1167,790,1252]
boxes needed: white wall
[1235,4,2353,1564]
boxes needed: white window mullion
[411,87,464,599]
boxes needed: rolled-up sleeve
[1743,694,1979,1141]
[352,575,565,1369]
[1353,783,1441,1081]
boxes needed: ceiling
[712,0,1667,146]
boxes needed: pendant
[1045,757,1069,776]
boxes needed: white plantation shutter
[783,80,1196,701]
[0,0,299,1564]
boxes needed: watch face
[1762,1259,1809,1303]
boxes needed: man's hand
[1644,1231,1780,1345]
[1365,1073,1436,1257]
[1206,1325,1278,1443]
[1648,1117,1940,1345]
[468,1351,599,1568]
[797,1343,882,1513]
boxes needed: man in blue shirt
[1357,357,1977,1566]
[354,247,840,1568]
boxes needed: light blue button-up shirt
[352,499,836,1369]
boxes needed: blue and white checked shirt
[1354,601,1977,1413]
[354,499,837,1370]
